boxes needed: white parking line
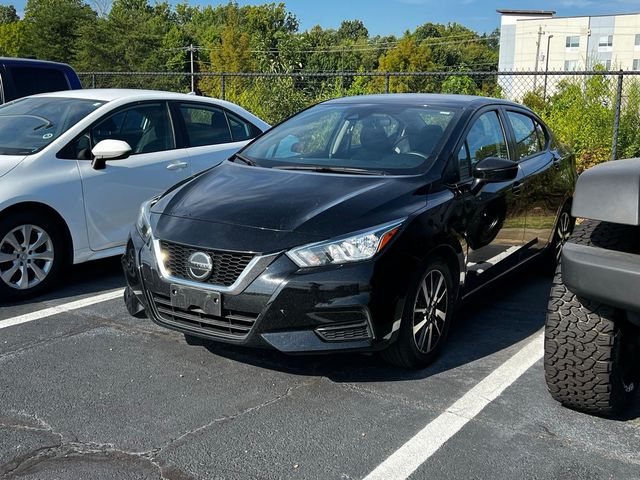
[0,289,125,330]
[364,329,544,480]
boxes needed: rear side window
[226,110,261,142]
[179,104,232,147]
[507,111,545,160]
[10,67,69,98]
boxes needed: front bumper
[123,229,396,354]
[562,242,640,313]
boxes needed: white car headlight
[286,220,404,268]
[136,196,159,242]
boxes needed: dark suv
[0,57,82,103]
[123,94,576,369]
[545,158,640,416]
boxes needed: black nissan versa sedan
[122,94,576,369]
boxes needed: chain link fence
[77,70,640,171]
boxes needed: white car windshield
[0,97,105,155]
[241,103,459,175]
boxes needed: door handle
[512,181,523,195]
[166,161,189,171]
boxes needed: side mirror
[91,139,132,170]
[473,157,519,183]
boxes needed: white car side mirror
[91,139,132,170]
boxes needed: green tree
[0,5,19,24]
[22,0,96,63]
[337,19,368,42]
[441,75,478,95]
[375,36,436,93]
[0,21,23,57]
[75,0,179,90]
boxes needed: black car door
[454,108,527,294]
[503,109,570,261]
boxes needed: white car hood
[0,155,27,178]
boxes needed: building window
[564,60,578,71]
[604,60,611,70]
[634,59,640,71]
[598,35,613,48]
[635,34,640,46]
[565,36,580,48]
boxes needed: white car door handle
[166,161,189,171]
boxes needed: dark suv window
[11,67,69,98]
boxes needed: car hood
[0,155,27,178]
[153,162,430,252]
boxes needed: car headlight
[286,220,404,268]
[136,196,159,242]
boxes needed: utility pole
[187,44,196,93]
[543,34,554,100]
[533,25,544,90]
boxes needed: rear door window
[179,104,233,147]
[10,67,70,98]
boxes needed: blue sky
[8,0,640,35]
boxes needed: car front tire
[0,211,66,301]
[381,257,454,369]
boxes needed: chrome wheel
[412,269,448,354]
[555,211,572,263]
[0,224,54,290]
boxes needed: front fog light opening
[314,309,375,342]
[315,321,374,342]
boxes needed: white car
[0,89,269,300]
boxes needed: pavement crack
[0,325,101,362]
[0,441,194,480]
[153,380,313,458]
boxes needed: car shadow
[199,268,551,383]
[1,256,125,308]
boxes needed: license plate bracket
[170,284,222,317]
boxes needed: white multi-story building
[497,9,640,98]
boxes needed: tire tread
[544,219,637,416]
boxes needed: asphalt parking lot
[1,259,639,480]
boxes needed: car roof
[0,57,74,68]
[322,93,522,109]
[29,88,231,104]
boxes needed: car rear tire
[542,202,574,275]
[544,220,639,416]
[0,211,67,302]
[381,257,454,369]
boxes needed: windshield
[0,97,105,155]
[241,103,459,175]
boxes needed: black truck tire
[544,219,639,416]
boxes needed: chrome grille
[150,292,257,339]
[159,240,254,287]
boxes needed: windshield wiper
[274,165,387,176]
[229,153,257,166]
